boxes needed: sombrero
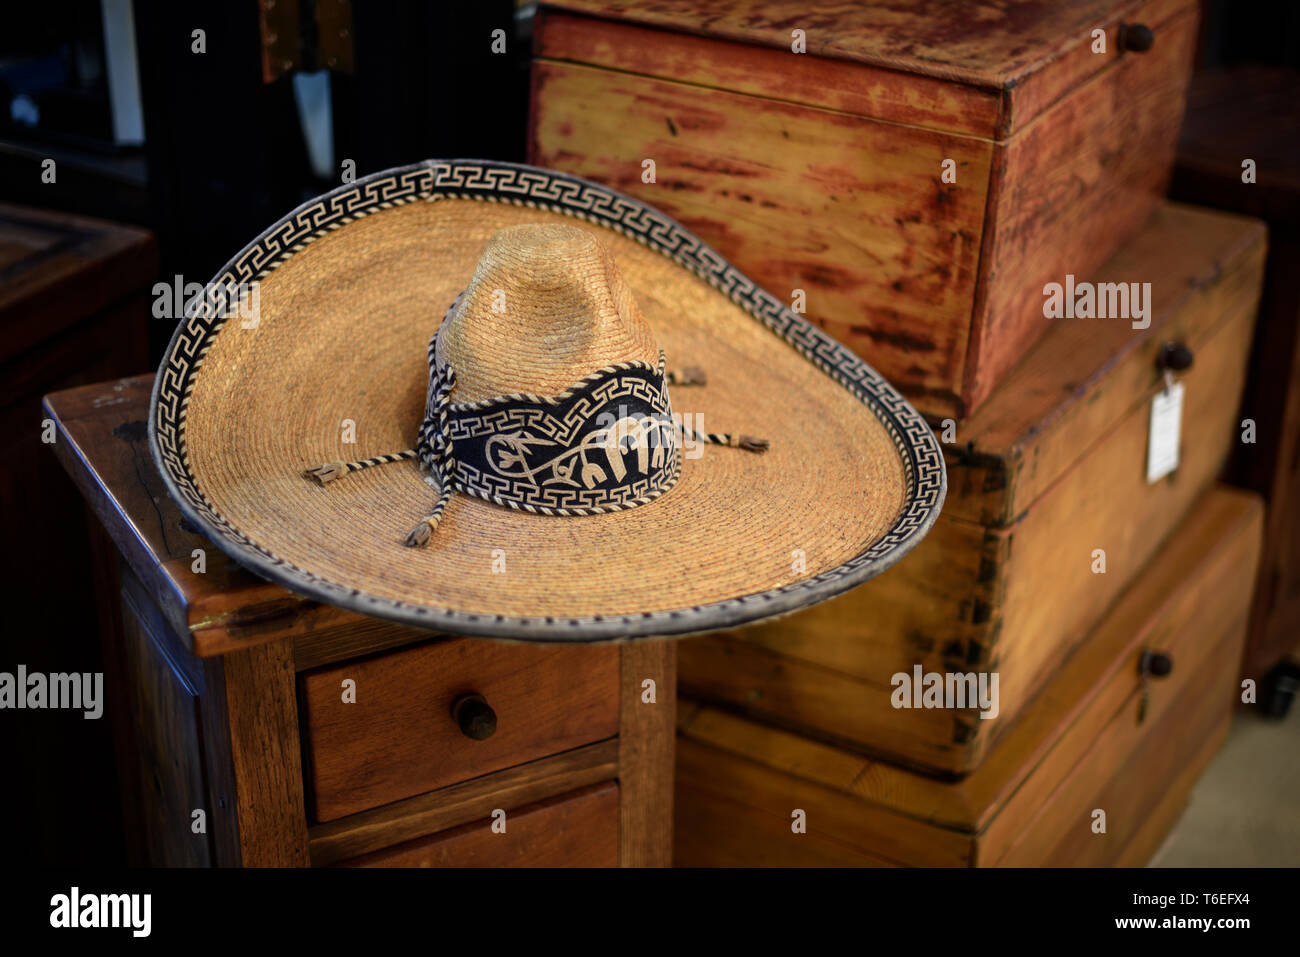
[149,159,945,642]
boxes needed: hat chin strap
[302,344,768,549]
[404,360,458,547]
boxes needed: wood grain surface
[532,57,991,410]
[538,0,1190,94]
[219,639,311,865]
[309,739,619,865]
[299,637,620,821]
[966,6,1198,411]
[534,11,1002,136]
[675,485,1262,866]
[339,782,620,867]
[618,640,676,866]
[532,0,1198,416]
[950,205,1266,525]
[997,625,1242,866]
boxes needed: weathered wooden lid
[539,0,1194,90]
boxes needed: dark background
[0,0,1295,867]
[0,0,529,359]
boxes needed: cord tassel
[731,434,770,453]
[303,449,418,485]
[403,478,453,547]
[666,366,707,386]
[303,462,348,484]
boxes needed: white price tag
[1146,380,1184,483]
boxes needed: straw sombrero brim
[150,160,945,642]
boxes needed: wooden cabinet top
[44,374,405,659]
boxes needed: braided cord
[302,307,767,546]
[302,449,418,485]
[405,361,459,546]
[402,477,454,547]
[682,427,770,454]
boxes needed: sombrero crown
[306,221,766,545]
[440,222,658,399]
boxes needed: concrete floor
[1150,703,1300,867]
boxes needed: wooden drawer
[678,204,1265,775]
[299,638,620,821]
[675,485,1262,866]
[532,0,1198,418]
[339,781,619,867]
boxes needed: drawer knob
[1157,341,1194,373]
[1140,650,1174,678]
[1119,22,1155,52]
[451,694,497,740]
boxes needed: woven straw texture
[440,222,660,402]
[183,198,904,621]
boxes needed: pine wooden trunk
[530,0,1199,417]
[677,203,1265,776]
[675,485,1262,867]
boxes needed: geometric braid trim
[434,349,682,516]
[149,158,946,641]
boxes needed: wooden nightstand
[45,375,675,867]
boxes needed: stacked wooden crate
[676,205,1264,776]
[529,0,1266,864]
[676,488,1261,866]
[530,0,1200,419]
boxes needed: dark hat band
[419,350,683,516]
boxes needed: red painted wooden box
[529,0,1198,418]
